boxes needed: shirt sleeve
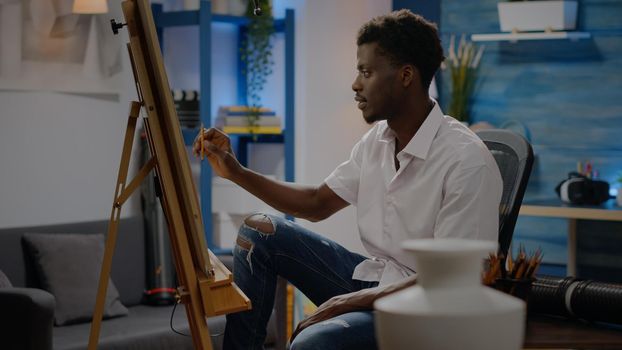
[433,163,502,242]
[324,139,364,205]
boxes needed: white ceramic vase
[374,239,525,350]
[616,189,622,207]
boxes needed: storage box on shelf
[497,0,578,33]
[216,105,283,134]
[472,1,589,42]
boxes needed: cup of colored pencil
[482,245,543,302]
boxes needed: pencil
[511,249,526,279]
[200,124,204,160]
[507,248,513,275]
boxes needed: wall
[0,3,140,228]
[292,0,391,254]
[393,0,440,26]
[440,0,622,276]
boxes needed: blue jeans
[223,214,379,350]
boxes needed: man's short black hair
[357,9,445,90]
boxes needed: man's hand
[290,275,418,342]
[192,127,242,179]
[291,288,377,342]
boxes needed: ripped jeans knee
[234,213,279,274]
[243,213,276,236]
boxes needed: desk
[525,315,622,349]
[519,199,622,276]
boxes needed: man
[193,9,502,350]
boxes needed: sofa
[0,217,287,350]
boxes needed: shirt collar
[378,100,444,160]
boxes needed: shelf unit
[152,1,295,254]
[471,31,590,42]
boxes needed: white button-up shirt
[325,103,502,286]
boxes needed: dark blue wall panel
[393,0,440,24]
[440,0,622,275]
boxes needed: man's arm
[193,128,349,221]
[232,169,348,222]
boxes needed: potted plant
[239,0,275,131]
[442,35,485,124]
[497,0,579,32]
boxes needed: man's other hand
[290,275,418,342]
[290,288,377,342]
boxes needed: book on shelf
[221,110,277,116]
[218,105,272,114]
[215,115,281,127]
[221,126,282,134]
[216,105,282,133]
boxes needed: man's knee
[290,320,350,350]
[290,331,332,350]
[243,213,275,235]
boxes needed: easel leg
[88,101,142,350]
[143,118,215,350]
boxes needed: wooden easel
[87,1,251,349]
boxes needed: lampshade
[72,0,109,14]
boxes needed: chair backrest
[476,129,534,256]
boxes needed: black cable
[169,300,225,338]
[170,301,190,337]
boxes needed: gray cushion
[52,304,277,350]
[0,269,11,288]
[53,305,196,350]
[22,233,128,326]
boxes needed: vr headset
[555,172,610,205]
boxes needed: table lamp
[73,0,109,14]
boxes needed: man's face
[352,42,401,124]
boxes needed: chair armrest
[0,287,55,350]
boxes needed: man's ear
[400,64,419,88]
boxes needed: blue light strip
[284,9,295,184]
[199,0,214,248]
[237,25,248,106]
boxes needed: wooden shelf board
[471,31,591,42]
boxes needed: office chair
[477,129,534,257]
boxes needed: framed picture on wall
[0,0,123,95]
